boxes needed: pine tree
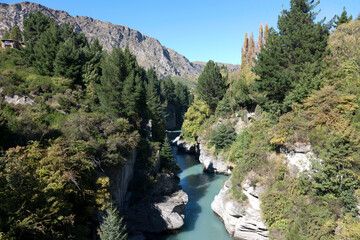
[253,0,330,114]
[33,23,61,76]
[196,60,227,111]
[3,27,10,39]
[23,12,55,65]
[120,71,137,118]
[9,26,22,41]
[334,7,353,28]
[98,47,127,118]
[54,37,85,84]
[98,205,127,240]
[160,136,175,169]
[146,68,165,118]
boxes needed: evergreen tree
[98,47,127,118]
[253,0,330,114]
[161,77,176,103]
[98,205,127,240]
[146,68,165,118]
[23,12,55,42]
[120,71,138,119]
[54,37,85,85]
[32,23,61,76]
[9,26,22,41]
[334,7,353,28]
[160,136,175,169]
[23,12,55,65]
[3,27,10,39]
[196,60,227,111]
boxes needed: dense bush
[209,123,236,151]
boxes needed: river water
[160,132,231,240]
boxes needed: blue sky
[3,0,360,64]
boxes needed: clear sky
[3,0,360,64]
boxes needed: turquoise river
[159,132,231,240]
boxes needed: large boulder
[211,179,268,240]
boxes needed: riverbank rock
[211,179,268,240]
[198,143,231,175]
[125,189,188,233]
[172,135,197,154]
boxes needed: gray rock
[198,143,230,175]
[172,136,197,154]
[211,179,268,240]
[4,95,34,105]
[281,144,319,174]
[100,149,137,211]
[125,189,188,233]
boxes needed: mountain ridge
[0,1,214,79]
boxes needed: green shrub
[209,123,236,151]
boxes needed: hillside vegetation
[0,12,191,239]
[182,1,360,239]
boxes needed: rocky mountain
[0,1,206,79]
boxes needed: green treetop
[334,7,353,28]
[9,26,22,41]
[196,60,227,111]
[160,136,175,170]
[98,204,127,240]
[253,0,330,115]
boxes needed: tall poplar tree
[253,0,330,114]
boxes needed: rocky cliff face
[0,1,204,79]
[211,179,269,240]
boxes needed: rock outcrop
[125,189,188,233]
[281,143,319,175]
[99,149,138,211]
[198,143,231,175]
[0,88,35,105]
[211,179,269,240]
[0,2,204,79]
[171,135,197,154]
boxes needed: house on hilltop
[1,39,25,49]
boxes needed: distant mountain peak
[0,1,207,79]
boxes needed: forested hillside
[181,1,360,239]
[0,11,191,239]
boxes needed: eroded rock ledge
[211,179,268,240]
[198,143,231,175]
[125,173,188,234]
[171,135,197,154]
